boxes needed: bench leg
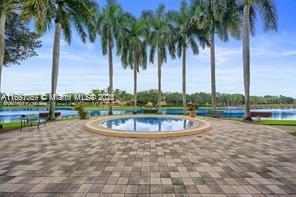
[20,122,22,132]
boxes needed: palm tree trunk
[133,63,137,114]
[182,44,187,114]
[210,31,217,111]
[242,5,252,121]
[108,38,113,115]
[157,47,162,114]
[0,12,6,92]
[49,22,62,120]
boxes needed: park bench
[20,114,46,131]
[250,111,272,120]
[208,110,224,118]
[20,112,61,131]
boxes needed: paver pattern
[0,118,295,196]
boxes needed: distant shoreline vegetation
[0,89,295,107]
[0,93,113,102]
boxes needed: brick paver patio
[0,118,295,196]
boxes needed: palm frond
[255,0,278,31]
[188,37,199,55]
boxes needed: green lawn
[85,106,134,110]
[2,122,22,129]
[1,117,77,130]
[257,120,296,126]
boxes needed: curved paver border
[85,114,211,138]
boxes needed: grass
[85,106,134,110]
[289,131,296,136]
[226,117,244,121]
[257,119,296,126]
[1,117,77,131]
[2,122,22,129]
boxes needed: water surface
[101,117,195,132]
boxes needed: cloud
[2,28,296,97]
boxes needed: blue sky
[2,0,296,97]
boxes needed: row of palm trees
[0,0,278,121]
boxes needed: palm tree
[241,0,278,120]
[0,1,10,92]
[97,0,125,115]
[167,0,209,114]
[23,0,99,120]
[141,5,175,114]
[191,0,241,111]
[0,0,47,92]
[118,15,148,113]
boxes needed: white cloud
[2,30,296,97]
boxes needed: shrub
[187,103,197,112]
[74,102,89,119]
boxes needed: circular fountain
[85,115,210,138]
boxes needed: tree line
[111,89,296,107]
[2,89,294,108]
[0,0,278,121]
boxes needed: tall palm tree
[241,0,278,120]
[23,0,99,120]
[210,0,240,112]
[97,0,125,115]
[168,0,209,114]
[118,15,148,113]
[141,5,175,114]
[191,0,241,111]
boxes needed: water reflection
[102,117,195,132]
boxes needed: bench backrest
[250,111,272,117]
[22,114,39,121]
[39,112,61,118]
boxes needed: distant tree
[229,94,244,105]
[188,92,211,106]
[250,96,266,105]
[165,92,183,106]
[112,88,133,104]
[117,90,133,104]
[279,95,294,104]
[4,13,41,66]
[137,90,159,106]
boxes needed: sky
[2,0,296,97]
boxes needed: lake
[0,107,295,123]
